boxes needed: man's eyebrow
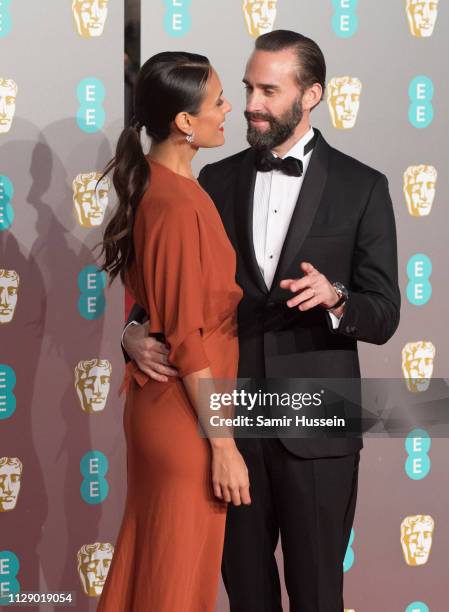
[242,79,280,90]
[216,89,223,101]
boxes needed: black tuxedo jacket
[126,128,400,458]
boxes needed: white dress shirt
[252,126,341,329]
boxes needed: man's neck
[271,120,312,159]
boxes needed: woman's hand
[210,439,251,506]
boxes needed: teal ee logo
[76,78,105,133]
[408,76,434,128]
[78,265,106,320]
[406,253,432,306]
[405,429,431,480]
[332,0,358,38]
[406,602,429,612]
[0,176,14,231]
[0,365,16,420]
[0,0,12,38]
[0,550,20,606]
[164,0,192,37]
[343,528,355,572]
[80,450,109,504]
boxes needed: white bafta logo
[327,77,362,130]
[72,172,110,228]
[72,0,109,38]
[402,341,435,392]
[0,269,19,324]
[242,0,278,37]
[0,457,23,512]
[401,514,434,566]
[406,0,439,37]
[403,165,437,217]
[77,543,114,596]
[0,78,18,134]
[74,359,112,413]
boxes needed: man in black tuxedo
[122,31,400,612]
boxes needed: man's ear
[303,83,323,111]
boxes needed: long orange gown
[96,158,242,612]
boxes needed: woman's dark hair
[97,51,211,284]
[255,30,326,106]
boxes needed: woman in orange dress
[96,52,250,611]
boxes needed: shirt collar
[273,126,315,160]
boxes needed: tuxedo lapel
[234,148,269,295]
[269,129,330,300]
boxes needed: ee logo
[406,254,432,306]
[408,76,434,128]
[332,0,358,38]
[80,450,109,504]
[0,365,16,420]
[343,528,355,572]
[164,0,192,37]
[0,176,14,231]
[405,429,431,480]
[406,603,429,612]
[0,550,20,605]
[78,265,107,320]
[76,78,105,133]
[0,0,12,38]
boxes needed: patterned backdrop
[1,1,448,611]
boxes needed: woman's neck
[148,139,197,180]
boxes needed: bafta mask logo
[402,341,435,392]
[0,457,23,512]
[75,359,112,413]
[73,172,110,228]
[0,78,18,134]
[77,542,114,596]
[72,0,109,39]
[242,0,278,37]
[406,0,439,38]
[0,269,19,324]
[403,165,437,217]
[401,514,434,566]
[327,77,362,130]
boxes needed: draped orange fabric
[98,158,242,612]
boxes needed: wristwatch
[327,281,349,311]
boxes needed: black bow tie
[255,150,303,177]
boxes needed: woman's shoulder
[138,186,203,234]
[139,163,208,220]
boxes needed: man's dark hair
[255,30,326,106]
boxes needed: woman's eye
[217,98,224,106]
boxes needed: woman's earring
[186,131,195,144]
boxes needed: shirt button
[269,255,273,259]
[274,209,278,213]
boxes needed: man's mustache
[244,111,275,124]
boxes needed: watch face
[333,282,348,299]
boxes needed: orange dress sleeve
[143,204,210,378]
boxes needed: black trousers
[222,438,360,612]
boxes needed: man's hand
[123,322,179,382]
[280,262,345,318]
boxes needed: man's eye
[217,98,224,107]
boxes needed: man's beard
[245,96,303,150]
